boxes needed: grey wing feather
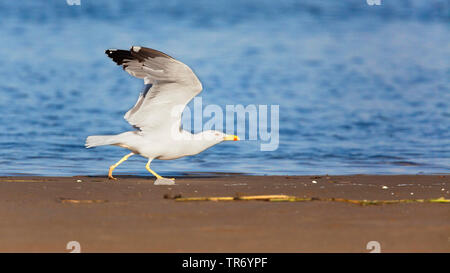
[105,46,202,133]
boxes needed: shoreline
[0,175,448,252]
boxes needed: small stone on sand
[154,178,175,185]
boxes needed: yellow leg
[108,152,134,180]
[145,159,174,180]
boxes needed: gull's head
[200,130,240,143]
[187,130,240,155]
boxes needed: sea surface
[0,0,449,176]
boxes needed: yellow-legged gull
[85,46,239,183]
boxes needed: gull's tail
[85,135,118,148]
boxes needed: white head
[200,130,240,142]
[189,130,240,154]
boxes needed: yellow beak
[223,135,240,141]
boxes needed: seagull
[85,46,239,182]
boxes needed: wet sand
[0,175,448,253]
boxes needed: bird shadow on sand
[83,172,245,181]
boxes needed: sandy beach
[0,175,448,253]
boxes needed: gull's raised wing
[105,46,202,134]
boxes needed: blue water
[0,0,448,176]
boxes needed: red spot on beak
[234,136,238,141]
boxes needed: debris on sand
[168,194,450,206]
[57,197,108,204]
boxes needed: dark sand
[0,175,449,253]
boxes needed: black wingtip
[105,49,118,57]
[105,46,174,69]
[105,48,134,66]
